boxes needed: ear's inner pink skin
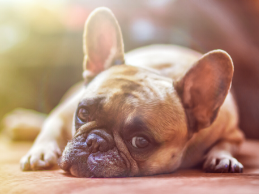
[59,128,129,178]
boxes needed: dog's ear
[82,7,124,79]
[174,50,233,136]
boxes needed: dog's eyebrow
[78,96,105,108]
[123,117,153,137]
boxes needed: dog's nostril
[91,139,101,153]
[99,140,109,152]
[87,139,92,146]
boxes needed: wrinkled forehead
[83,65,172,97]
[81,65,173,114]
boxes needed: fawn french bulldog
[20,7,244,177]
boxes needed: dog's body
[20,8,244,177]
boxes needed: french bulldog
[20,7,244,177]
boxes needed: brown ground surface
[0,135,258,194]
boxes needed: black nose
[86,129,114,153]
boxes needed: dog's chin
[59,135,129,178]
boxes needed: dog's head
[59,8,233,177]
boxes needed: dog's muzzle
[59,129,129,177]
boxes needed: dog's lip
[69,149,129,178]
[88,149,130,177]
[119,151,131,172]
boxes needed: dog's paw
[20,141,61,171]
[203,155,243,173]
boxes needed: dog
[19,7,244,177]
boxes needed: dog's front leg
[20,91,81,171]
[203,141,244,173]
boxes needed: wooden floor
[0,135,259,194]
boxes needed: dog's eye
[131,136,149,148]
[78,108,89,122]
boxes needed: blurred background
[0,0,259,139]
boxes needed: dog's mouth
[59,131,129,178]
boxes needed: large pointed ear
[82,7,125,79]
[174,50,234,135]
